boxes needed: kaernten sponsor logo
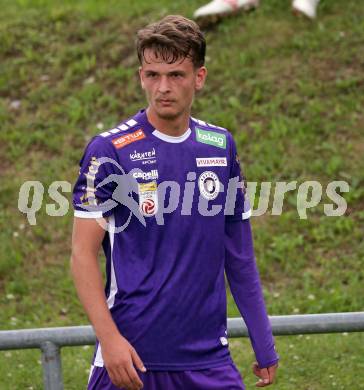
[130,148,156,163]
[112,129,146,149]
[196,157,227,167]
[140,159,157,165]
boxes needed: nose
[157,75,171,94]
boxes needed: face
[139,48,207,121]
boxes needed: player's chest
[119,140,230,185]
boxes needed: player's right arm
[71,217,146,390]
[71,136,145,389]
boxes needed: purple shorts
[87,363,245,390]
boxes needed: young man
[71,15,278,390]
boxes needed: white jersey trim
[242,209,252,220]
[152,128,191,143]
[74,210,103,219]
[94,214,117,367]
[191,117,226,131]
[99,119,139,137]
[88,365,95,383]
[93,359,104,367]
[106,215,118,309]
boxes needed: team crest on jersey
[198,171,220,200]
[112,129,146,149]
[138,181,158,217]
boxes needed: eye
[146,72,158,78]
[170,73,183,79]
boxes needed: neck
[146,107,190,137]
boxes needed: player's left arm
[225,218,279,386]
[224,132,279,386]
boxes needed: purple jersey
[73,109,278,370]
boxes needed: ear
[195,66,207,91]
[139,66,145,90]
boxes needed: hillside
[0,0,363,388]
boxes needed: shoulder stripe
[196,119,207,126]
[99,119,139,138]
[118,124,129,131]
[126,119,137,127]
[191,117,227,131]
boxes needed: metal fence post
[40,341,64,390]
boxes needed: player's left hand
[252,361,278,387]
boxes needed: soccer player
[194,0,320,20]
[71,15,279,390]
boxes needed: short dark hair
[136,15,206,68]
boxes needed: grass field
[0,0,363,389]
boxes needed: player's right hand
[101,334,146,390]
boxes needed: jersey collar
[136,109,193,144]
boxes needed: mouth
[157,98,175,104]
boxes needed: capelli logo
[132,169,159,181]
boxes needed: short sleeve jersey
[73,109,251,370]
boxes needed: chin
[156,108,181,120]
[158,113,179,120]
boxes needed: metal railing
[1,312,364,390]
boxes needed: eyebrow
[144,70,186,76]
[169,70,186,76]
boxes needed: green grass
[0,0,363,388]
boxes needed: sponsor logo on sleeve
[112,129,146,149]
[195,128,226,149]
[81,157,101,206]
[196,157,227,167]
[139,181,158,216]
[220,336,228,346]
[198,171,220,200]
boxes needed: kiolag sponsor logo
[132,169,159,181]
[130,148,157,165]
[196,128,226,149]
